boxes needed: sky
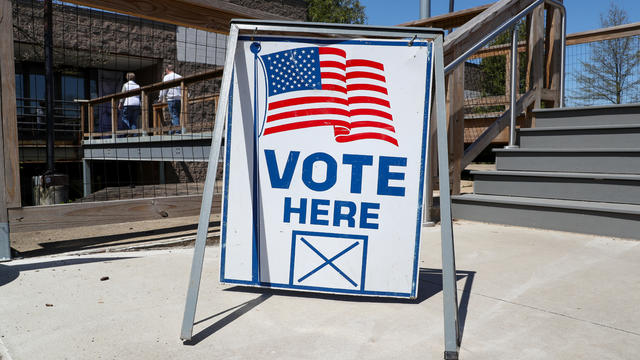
[362,0,640,34]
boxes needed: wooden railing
[80,68,222,139]
[409,0,566,197]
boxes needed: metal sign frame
[181,20,459,359]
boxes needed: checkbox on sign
[289,231,368,292]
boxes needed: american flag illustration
[259,46,398,146]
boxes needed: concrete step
[494,148,640,174]
[533,103,640,128]
[451,194,640,239]
[472,170,640,205]
[518,124,640,149]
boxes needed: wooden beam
[8,194,222,233]
[462,89,535,168]
[400,3,493,30]
[65,0,292,34]
[0,0,21,208]
[443,0,536,67]
[566,21,640,46]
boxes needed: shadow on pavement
[183,294,272,346]
[184,268,475,345]
[0,256,136,287]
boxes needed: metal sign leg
[433,35,460,359]
[180,25,240,341]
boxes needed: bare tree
[572,2,640,105]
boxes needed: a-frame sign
[181,20,460,359]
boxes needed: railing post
[111,98,117,141]
[80,103,85,137]
[527,3,545,109]
[180,81,188,134]
[88,103,94,137]
[141,90,149,136]
[445,63,464,195]
[506,25,519,149]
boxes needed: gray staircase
[452,104,640,239]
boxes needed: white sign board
[220,35,434,298]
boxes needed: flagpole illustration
[250,41,261,283]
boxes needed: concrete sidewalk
[1,220,639,359]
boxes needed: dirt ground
[10,214,220,257]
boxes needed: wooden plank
[566,21,640,46]
[8,194,222,233]
[400,3,492,30]
[0,0,21,208]
[65,0,291,34]
[462,89,535,168]
[443,0,536,67]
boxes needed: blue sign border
[220,37,433,298]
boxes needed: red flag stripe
[335,132,399,146]
[346,59,385,70]
[348,96,390,108]
[346,83,388,95]
[349,108,393,120]
[349,121,396,132]
[267,108,349,122]
[263,119,351,135]
[268,96,348,110]
[346,71,386,82]
[319,47,346,57]
[322,84,347,93]
[321,72,347,82]
[320,61,346,71]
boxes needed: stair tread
[470,170,640,181]
[451,194,640,215]
[493,147,640,153]
[520,124,640,132]
[533,103,640,114]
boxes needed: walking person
[158,64,182,134]
[119,72,141,135]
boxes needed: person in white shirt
[157,64,182,134]
[118,72,141,132]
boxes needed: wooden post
[141,90,149,135]
[526,4,545,111]
[545,3,563,106]
[88,103,94,136]
[1,0,21,209]
[180,81,187,133]
[111,98,117,140]
[445,64,464,195]
[0,0,20,259]
[80,103,85,141]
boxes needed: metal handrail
[444,0,566,147]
